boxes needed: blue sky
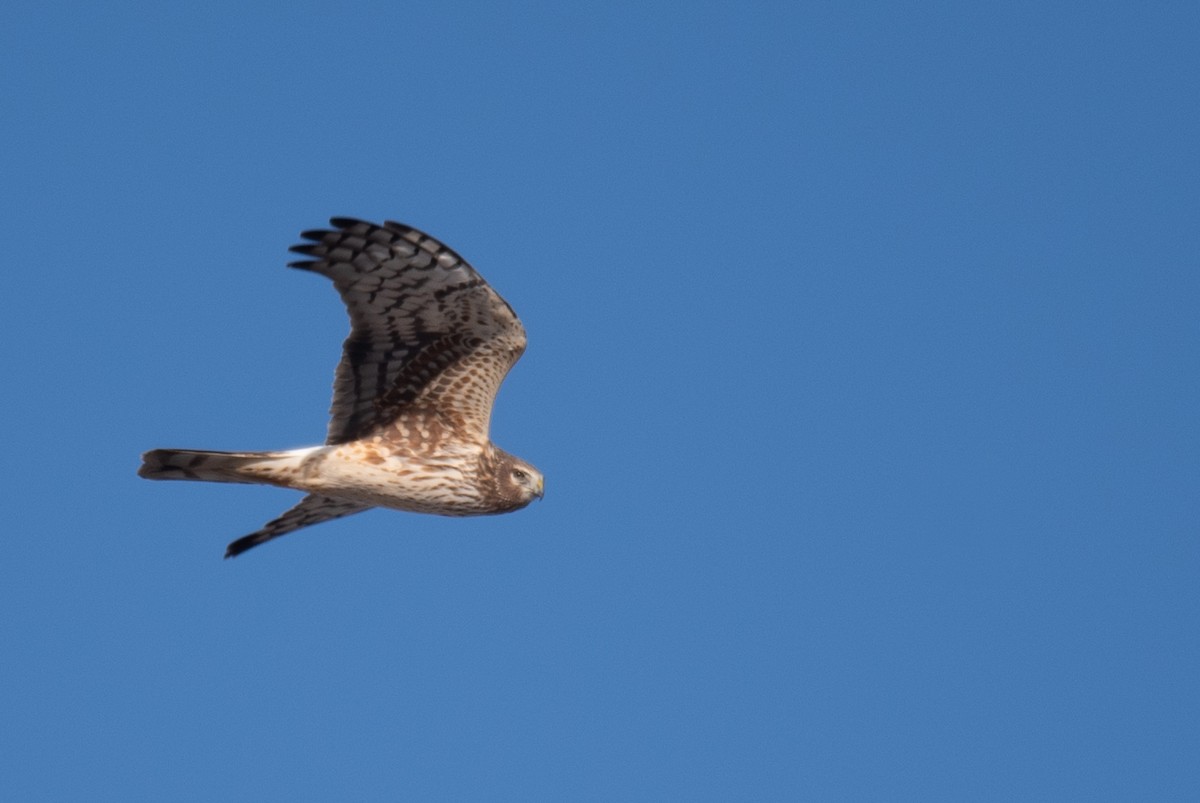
[2,2,1197,799]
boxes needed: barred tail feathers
[138,448,317,486]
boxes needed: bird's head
[493,450,544,510]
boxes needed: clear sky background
[2,2,1197,800]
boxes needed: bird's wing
[224,494,372,558]
[289,219,526,446]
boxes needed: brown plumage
[139,218,543,557]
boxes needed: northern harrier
[139,218,543,557]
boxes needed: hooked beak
[535,476,544,500]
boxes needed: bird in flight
[140,218,543,557]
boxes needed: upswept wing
[289,219,527,445]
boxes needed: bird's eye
[513,469,527,481]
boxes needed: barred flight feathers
[289,219,526,446]
[224,494,372,558]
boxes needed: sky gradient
[2,2,1198,800]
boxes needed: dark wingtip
[224,535,260,559]
[287,260,318,271]
[330,216,367,230]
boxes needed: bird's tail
[138,448,317,486]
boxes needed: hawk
[139,218,543,558]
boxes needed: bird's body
[139,218,543,557]
[141,441,521,515]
